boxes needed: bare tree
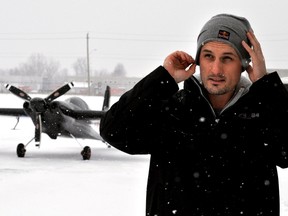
[72,57,87,76]
[20,54,47,76]
[112,63,126,77]
[17,53,61,79]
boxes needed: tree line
[1,53,127,80]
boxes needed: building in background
[1,69,288,96]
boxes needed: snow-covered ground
[0,94,287,216]
[0,94,150,216]
[0,116,150,216]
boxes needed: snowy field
[0,93,287,216]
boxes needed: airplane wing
[0,108,26,116]
[59,106,106,120]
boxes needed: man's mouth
[208,77,225,85]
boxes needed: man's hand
[242,31,267,82]
[163,51,196,83]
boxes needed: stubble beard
[203,79,235,96]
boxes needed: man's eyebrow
[201,49,212,53]
[202,49,237,56]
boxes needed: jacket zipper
[191,78,248,124]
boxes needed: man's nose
[211,59,223,75]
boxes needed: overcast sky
[0,0,287,77]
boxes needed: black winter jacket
[100,66,288,216]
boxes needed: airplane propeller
[5,84,32,101]
[5,82,74,146]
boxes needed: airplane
[0,82,110,160]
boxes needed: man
[100,14,288,216]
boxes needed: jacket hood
[184,74,252,111]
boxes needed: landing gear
[15,141,92,160]
[15,137,35,158]
[16,143,26,157]
[15,133,107,160]
[81,146,91,160]
[69,134,92,160]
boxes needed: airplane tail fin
[102,86,110,111]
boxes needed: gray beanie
[195,14,252,70]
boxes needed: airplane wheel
[16,143,26,158]
[81,146,91,160]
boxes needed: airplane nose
[30,98,47,113]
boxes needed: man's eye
[222,56,233,62]
[204,54,213,59]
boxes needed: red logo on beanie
[218,30,230,40]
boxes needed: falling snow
[0,94,287,216]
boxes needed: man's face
[199,41,242,97]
